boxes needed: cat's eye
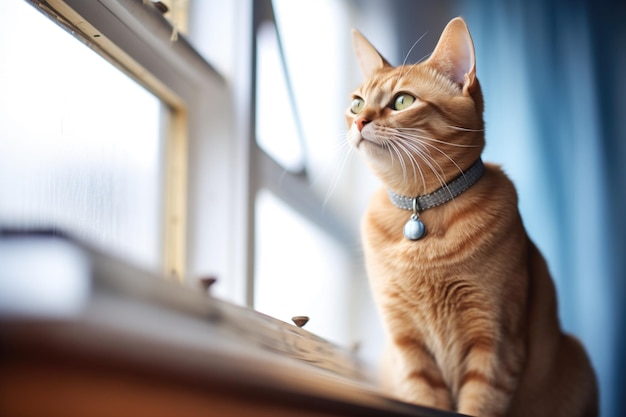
[350,97,365,114]
[392,93,415,111]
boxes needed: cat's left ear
[428,17,476,94]
[352,29,391,78]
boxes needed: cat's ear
[352,29,391,78]
[428,17,476,92]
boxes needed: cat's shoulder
[481,162,519,197]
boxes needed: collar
[387,158,485,241]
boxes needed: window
[2,0,385,362]
[183,0,371,349]
[254,190,351,345]
[255,21,305,172]
[0,0,220,283]
[0,0,163,271]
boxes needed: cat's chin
[355,136,382,153]
[350,128,390,163]
[358,138,378,149]
[358,140,389,163]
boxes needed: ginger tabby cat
[347,17,597,417]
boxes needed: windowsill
[0,231,460,417]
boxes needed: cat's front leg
[387,338,452,411]
[455,340,520,417]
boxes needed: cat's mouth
[360,139,379,149]
[356,134,383,151]
[351,125,385,154]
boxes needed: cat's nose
[355,117,370,132]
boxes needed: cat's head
[346,17,485,196]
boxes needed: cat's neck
[376,155,484,197]
[387,158,485,211]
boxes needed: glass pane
[272,0,348,172]
[0,0,163,271]
[255,21,305,172]
[254,189,350,345]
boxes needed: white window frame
[247,0,355,306]
[32,0,353,309]
[31,0,243,297]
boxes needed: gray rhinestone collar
[387,158,485,240]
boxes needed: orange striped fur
[347,18,597,417]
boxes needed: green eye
[392,93,415,110]
[350,97,364,114]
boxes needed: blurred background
[1,0,624,416]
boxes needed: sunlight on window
[254,189,351,345]
[270,0,370,222]
[0,0,163,270]
[253,1,362,347]
[255,21,305,172]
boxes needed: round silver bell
[403,215,426,240]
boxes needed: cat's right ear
[428,17,476,93]
[352,29,391,78]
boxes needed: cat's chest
[362,206,459,269]
[360,193,490,307]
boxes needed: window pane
[0,0,163,270]
[254,189,351,345]
[272,0,349,172]
[255,21,305,172]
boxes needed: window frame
[29,0,354,309]
[32,0,248,299]
[246,0,356,307]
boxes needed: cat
[346,17,598,417]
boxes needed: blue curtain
[463,1,626,416]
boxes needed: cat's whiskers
[394,128,471,179]
[323,146,354,206]
[396,127,482,148]
[384,140,411,184]
[387,139,422,189]
[396,32,428,84]
[380,126,424,188]
[405,142,429,193]
[398,137,452,196]
[443,125,485,133]
[321,131,356,207]
[404,134,465,178]
[381,125,445,194]
[389,133,450,196]
[389,131,460,201]
[397,57,430,84]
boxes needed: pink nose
[355,117,370,132]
